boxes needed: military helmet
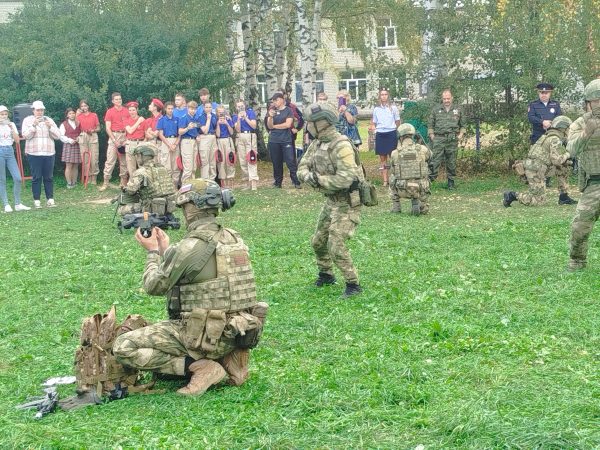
[397,123,416,137]
[304,102,338,125]
[550,115,572,129]
[133,144,158,157]
[584,79,600,101]
[175,178,235,211]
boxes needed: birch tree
[295,0,322,108]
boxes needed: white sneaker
[14,203,31,211]
[34,200,41,209]
[4,204,13,213]
[47,199,56,207]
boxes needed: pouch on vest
[150,197,167,215]
[182,308,208,352]
[201,310,227,352]
[359,181,378,207]
[232,312,263,349]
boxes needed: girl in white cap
[0,105,30,212]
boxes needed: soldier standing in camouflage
[297,102,364,297]
[113,178,268,395]
[116,144,177,217]
[503,116,576,207]
[389,124,432,215]
[428,89,465,190]
[565,79,600,271]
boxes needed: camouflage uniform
[120,145,177,216]
[114,179,266,388]
[516,129,570,206]
[428,103,464,182]
[298,102,364,294]
[566,85,600,269]
[389,125,432,214]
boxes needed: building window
[376,18,397,49]
[257,75,267,104]
[295,72,324,103]
[338,71,367,101]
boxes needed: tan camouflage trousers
[113,319,235,376]
[549,164,569,194]
[569,183,600,263]
[390,179,430,213]
[517,168,547,206]
[311,198,361,284]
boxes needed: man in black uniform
[528,83,561,145]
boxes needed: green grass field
[0,167,598,449]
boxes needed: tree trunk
[295,0,322,108]
[260,0,278,99]
[244,0,260,110]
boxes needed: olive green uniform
[566,114,600,267]
[113,217,259,376]
[516,130,570,206]
[428,104,465,181]
[298,134,363,284]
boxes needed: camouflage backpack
[74,305,149,399]
[139,164,177,214]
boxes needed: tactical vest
[74,305,148,397]
[137,163,176,214]
[394,142,428,180]
[581,125,600,177]
[169,227,257,316]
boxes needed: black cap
[536,83,554,92]
[270,92,284,101]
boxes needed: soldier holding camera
[113,178,268,396]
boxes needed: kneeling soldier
[504,116,576,207]
[298,102,364,297]
[118,144,177,217]
[113,179,268,395]
[389,124,432,215]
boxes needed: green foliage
[0,174,598,448]
[0,0,235,118]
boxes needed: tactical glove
[58,389,102,411]
[304,172,319,188]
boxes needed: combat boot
[220,349,249,386]
[315,272,336,287]
[411,199,421,216]
[567,259,586,272]
[558,193,577,205]
[99,181,109,192]
[343,282,363,297]
[390,201,401,213]
[177,359,226,396]
[503,191,517,207]
[447,179,455,190]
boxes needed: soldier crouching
[297,102,364,297]
[113,178,268,395]
[389,124,432,215]
[504,116,576,207]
